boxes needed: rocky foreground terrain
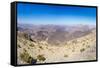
[17,24,96,65]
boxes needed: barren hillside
[17,24,96,65]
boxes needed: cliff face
[17,25,96,65]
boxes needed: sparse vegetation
[20,50,37,64]
[80,48,85,52]
[82,43,85,46]
[64,55,68,57]
[17,24,96,64]
[29,44,35,47]
[39,46,43,49]
[72,40,77,44]
[87,45,90,48]
[23,33,29,39]
[23,40,27,45]
[20,51,30,63]
[17,44,21,48]
[37,55,46,61]
[28,47,30,49]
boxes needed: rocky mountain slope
[17,24,96,65]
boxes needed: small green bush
[20,51,30,63]
[80,48,85,52]
[37,55,46,61]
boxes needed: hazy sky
[17,3,96,25]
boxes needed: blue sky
[17,3,96,25]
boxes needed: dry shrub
[20,49,37,64]
[29,44,35,47]
[64,55,68,57]
[17,44,21,48]
[37,55,46,61]
[39,46,43,49]
[80,48,85,52]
